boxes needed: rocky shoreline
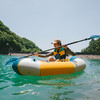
[76,55,100,59]
[4,53,100,59]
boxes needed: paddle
[5,35,100,65]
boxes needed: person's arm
[62,44,76,56]
[66,47,76,56]
[34,52,54,58]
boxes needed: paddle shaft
[22,37,91,58]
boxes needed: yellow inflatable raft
[12,56,86,76]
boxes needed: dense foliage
[82,38,100,53]
[0,20,42,54]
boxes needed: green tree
[82,38,100,53]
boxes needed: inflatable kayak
[12,56,86,76]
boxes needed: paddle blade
[5,58,18,66]
[90,35,100,39]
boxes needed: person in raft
[34,39,76,62]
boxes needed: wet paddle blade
[90,35,100,39]
[5,58,18,66]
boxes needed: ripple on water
[0,85,9,90]
[11,89,40,96]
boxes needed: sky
[0,0,100,52]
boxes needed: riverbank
[8,53,31,56]
[3,53,100,59]
[76,55,100,59]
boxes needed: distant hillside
[82,38,100,53]
[0,20,42,54]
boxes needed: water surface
[0,55,100,100]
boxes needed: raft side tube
[70,58,86,72]
[12,57,86,76]
[12,59,22,75]
[40,61,76,76]
[12,58,41,76]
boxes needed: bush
[82,39,100,53]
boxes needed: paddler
[34,39,76,62]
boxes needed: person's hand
[62,44,67,49]
[55,59,60,62]
[34,52,39,56]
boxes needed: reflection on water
[11,71,84,86]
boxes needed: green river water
[0,55,100,100]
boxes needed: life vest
[53,47,67,60]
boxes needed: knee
[48,56,55,62]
